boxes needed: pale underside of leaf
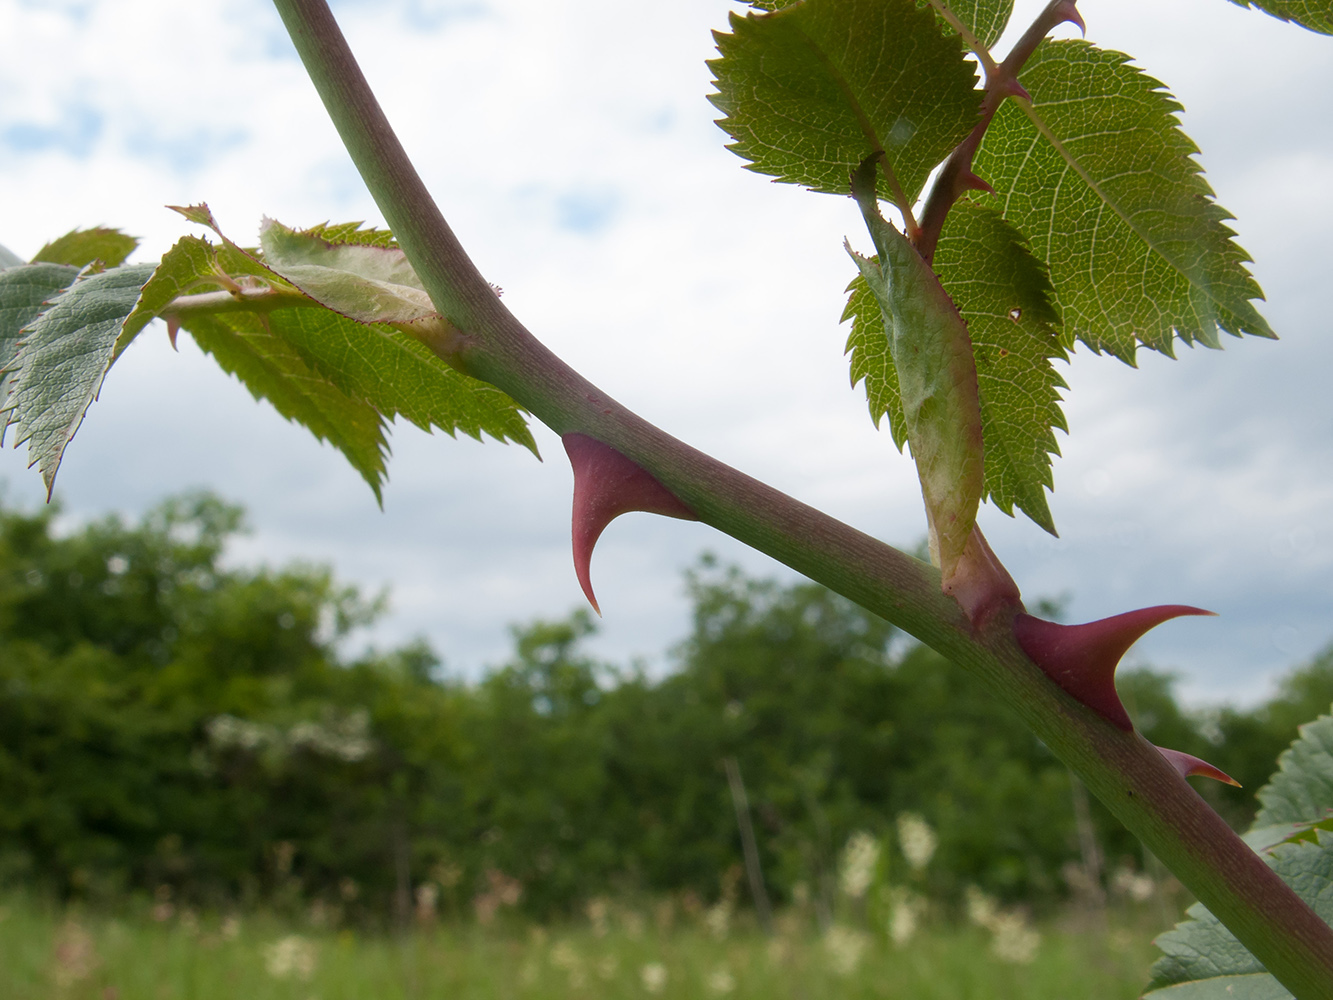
[153,214,537,498]
[0,263,81,443]
[1146,835,1333,994]
[5,263,155,494]
[973,41,1274,363]
[0,244,27,270]
[932,199,1066,532]
[708,0,982,205]
[1254,713,1333,832]
[1229,0,1333,34]
[849,164,983,578]
[1147,713,1333,997]
[844,200,1065,534]
[1142,973,1294,1000]
[258,218,437,324]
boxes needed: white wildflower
[824,925,869,976]
[839,831,880,899]
[1111,866,1157,902]
[263,935,318,981]
[896,812,937,871]
[964,885,999,929]
[887,887,925,946]
[640,961,669,994]
[706,965,736,994]
[989,912,1040,964]
[703,900,732,940]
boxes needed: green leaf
[258,218,436,324]
[1144,974,1295,1000]
[1228,0,1333,34]
[848,161,983,578]
[4,263,155,493]
[933,200,1065,533]
[843,268,907,450]
[973,40,1274,362]
[709,0,982,205]
[1146,713,1333,998]
[152,215,537,499]
[1144,835,1333,998]
[843,200,1064,534]
[180,310,394,502]
[0,244,25,270]
[1253,712,1333,831]
[940,0,1014,47]
[32,227,139,269]
[302,220,398,248]
[0,263,81,442]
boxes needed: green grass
[0,895,1164,999]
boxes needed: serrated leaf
[5,263,155,493]
[0,244,25,271]
[1254,712,1333,831]
[973,40,1274,362]
[0,263,81,442]
[303,220,398,248]
[1144,974,1295,1000]
[933,199,1066,533]
[708,0,982,205]
[1147,713,1333,998]
[1229,0,1333,34]
[258,218,436,324]
[260,308,535,451]
[33,227,139,269]
[1144,835,1333,998]
[181,311,392,501]
[848,162,983,578]
[843,200,1064,534]
[940,0,1013,47]
[843,268,908,449]
[148,215,537,499]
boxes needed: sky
[1,0,1330,705]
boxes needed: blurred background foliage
[1,490,1329,925]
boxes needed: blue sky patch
[3,104,103,159]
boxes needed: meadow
[3,893,1166,1000]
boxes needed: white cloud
[2,0,1331,703]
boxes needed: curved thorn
[959,172,997,197]
[1014,606,1215,730]
[1157,746,1241,787]
[1054,0,1086,35]
[564,433,698,615]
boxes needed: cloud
[2,0,1331,704]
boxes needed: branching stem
[267,1,1333,993]
[916,0,1082,261]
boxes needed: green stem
[269,1,1333,993]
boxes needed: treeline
[1,492,1330,922]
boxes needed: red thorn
[1156,746,1241,787]
[943,526,1022,629]
[166,318,180,351]
[959,171,996,197]
[564,433,698,615]
[1002,78,1033,103]
[1014,606,1214,730]
[1056,0,1086,36]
